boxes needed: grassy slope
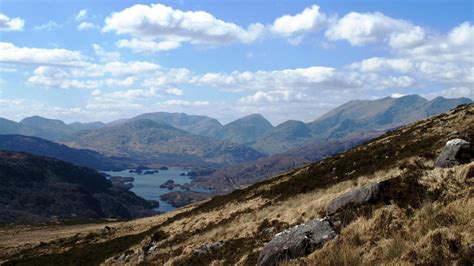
[2,104,473,265]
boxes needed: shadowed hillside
[0,135,131,170]
[0,151,156,223]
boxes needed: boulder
[326,182,380,216]
[257,219,336,266]
[434,139,473,168]
[192,241,224,257]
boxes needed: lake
[105,168,197,212]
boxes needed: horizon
[3,93,473,126]
[1,1,473,124]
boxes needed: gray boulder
[326,182,381,216]
[434,139,473,168]
[257,219,336,266]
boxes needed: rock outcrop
[434,139,473,168]
[257,219,336,266]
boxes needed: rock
[326,182,381,216]
[257,219,336,266]
[159,166,169,170]
[434,139,473,168]
[193,240,224,257]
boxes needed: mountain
[425,96,472,116]
[20,116,75,140]
[4,104,472,265]
[251,120,312,154]
[0,150,156,223]
[65,119,264,167]
[0,135,131,170]
[213,114,273,145]
[68,121,106,131]
[0,117,46,137]
[306,95,472,140]
[131,112,222,136]
[190,135,372,193]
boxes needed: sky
[0,0,473,125]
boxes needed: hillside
[0,135,131,170]
[64,119,264,167]
[0,151,156,223]
[212,114,274,145]
[131,112,222,136]
[20,116,75,140]
[2,104,472,265]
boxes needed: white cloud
[160,100,209,107]
[239,90,307,104]
[103,3,264,52]
[0,13,24,31]
[325,12,415,46]
[28,65,132,90]
[75,9,88,21]
[348,57,413,73]
[271,5,328,38]
[92,44,121,62]
[77,21,96,30]
[0,42,85,66]
[189,66,355,92]
[166,87,184,96]
[33,20,60,31]
[426,87,473,99]
[117,38,181,53]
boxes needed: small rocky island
[159,179,190,191]
[109,176,134,190]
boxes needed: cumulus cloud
[33,20,60,31]
[92,44,121,62]
[326,12,415,46]
[103,3,264,51]
[348,22,474,89]
[27,60,160,89]
[116,38,181,53]
[0,42,85,66]
[0,13,24,31]
[239,90,308,104]
[271,5,328,38]
[28,66,137,90]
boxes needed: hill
[0,151,156,223]
[20,116,75,140]
[64,119,264,167]
[0,135,130,170]
[2,104,472,265]
[68,121,106,131]
[131,112,222,136]
[212,114,274,145]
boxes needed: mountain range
[3,101,472,265]
[0,95,471,168]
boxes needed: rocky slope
[64,119,264,167]
[0,151,156,223]
[2,104,472,265]
[0,135,131,170]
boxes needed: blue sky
[0,0,473,124]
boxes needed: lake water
[104,168,196,212]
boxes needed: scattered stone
[257,219,336,266]
[434,139,473,168]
